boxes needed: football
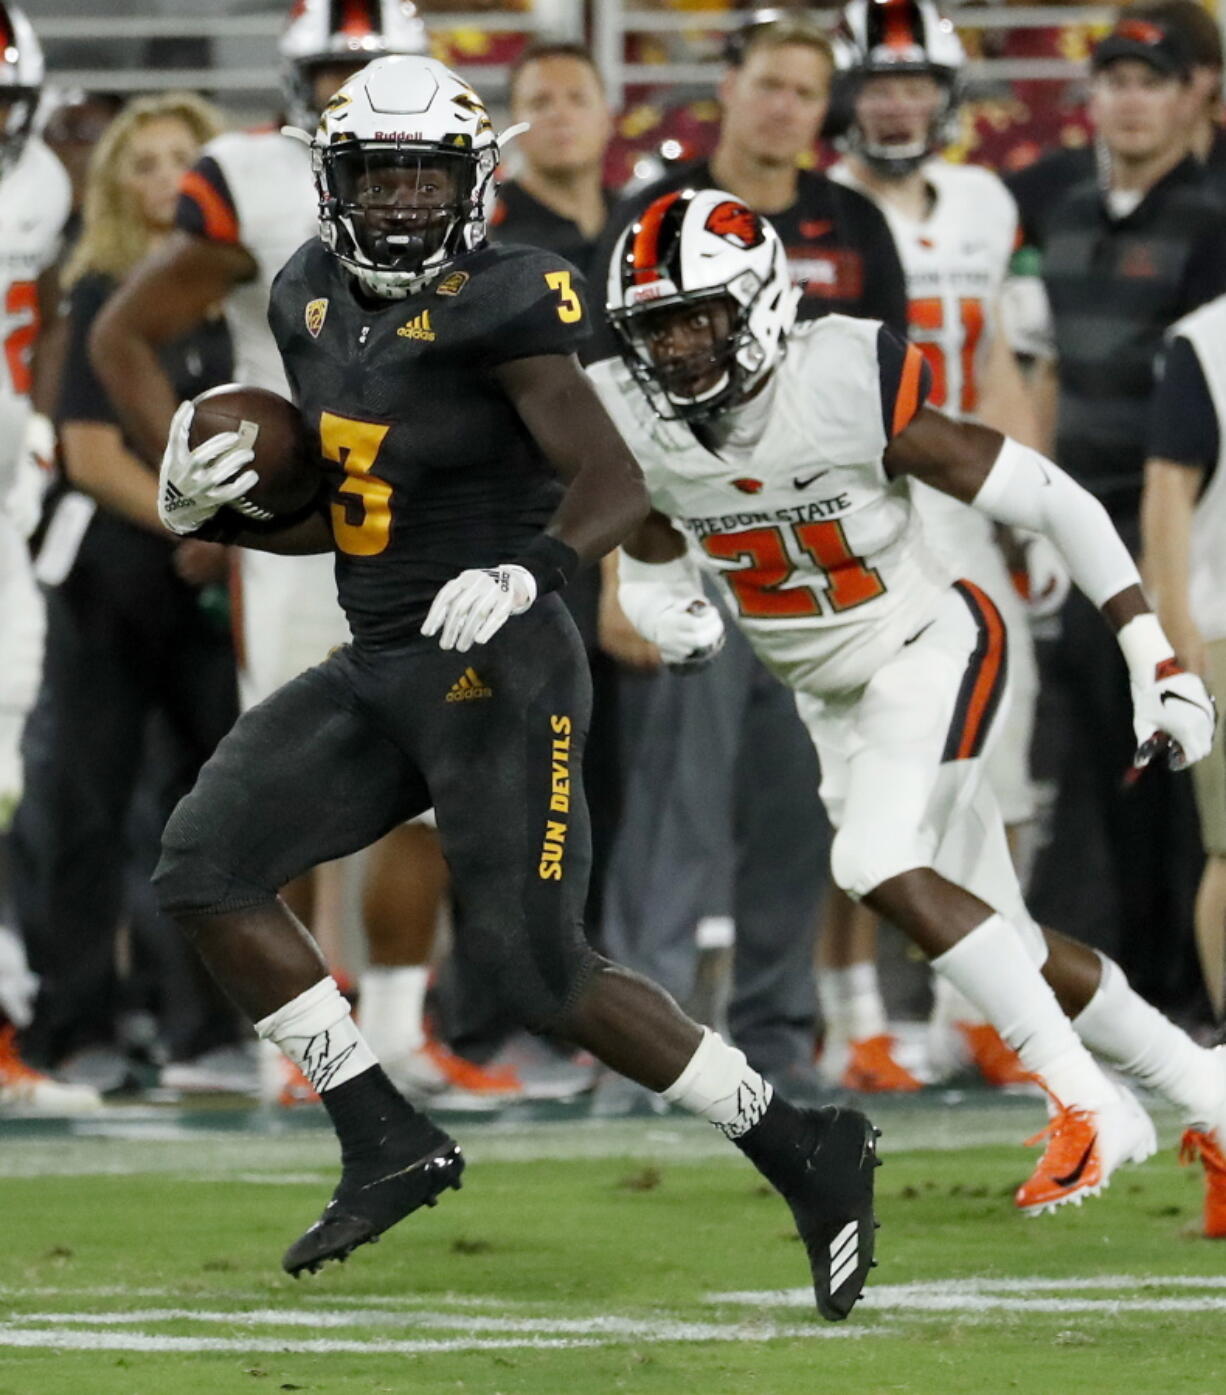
[188,383,318,521]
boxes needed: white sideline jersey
[830,160,1017,558]
[0,135,70,487]
[1161,296,1226,642]
[176,129,346,704]
[179,130,316,394]
[589,316,952,696]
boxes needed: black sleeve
[1149,333,1220,467]
[57,274,120,427]
[1179,216,1226,318]
[480,250,593,367]
[876,324,932,439]
[856,200,910,336]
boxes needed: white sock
[931,915,1115,1111]
[819,962,887,1043]
[358,965,429,1062]
[1074,952,1222,1127]
[662,1028,773,1139]
[929,973,984,1029]
[255,978,377,1095]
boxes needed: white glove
[620,580,725,671]
[422,564,537,651]
[3,412,55,539]
[158,399,257,537]
[1120,614,1216,772]
[1023,532,1071,618]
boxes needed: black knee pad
[468,923,601,1034]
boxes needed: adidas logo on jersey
[446,667,492,702]
[398,310,436,342]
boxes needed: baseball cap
[1091,16,1195,77]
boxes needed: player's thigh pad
[397,598,599,1031]
[823,583,1009,899]
[155,652,427,916]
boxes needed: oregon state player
[148,57,881,1321]
[824,0,1048,1090]
[594,186,1226,1218]
[0,0,71,826]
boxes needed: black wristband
[515,533,580,596]
[192,509,245,544]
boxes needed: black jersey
[268,239,591,648]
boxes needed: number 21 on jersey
[702,519,885,619]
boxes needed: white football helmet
[0,2,43,177]
[606,187,799,423]
[311,55,515,299]
[832,0,965,176]
[280,0,427,129]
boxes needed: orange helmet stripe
[631,191,684,286]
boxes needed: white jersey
[590,316,952,696]
[1165,296,1226,642]
[0,135,70,486]
[178,128,345,705]
[830,159,1018,564]
[182,129,317,393]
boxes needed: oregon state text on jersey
[0,134,69,485]
[589,315,952,695]
[268,239,591,646]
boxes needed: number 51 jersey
[588,316,953,696]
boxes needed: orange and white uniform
[589,314,1042,948]
[830,158,1038,824]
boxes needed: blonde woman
[15,94,241,1081]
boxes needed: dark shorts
[156,596,596,1027]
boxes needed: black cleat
[763,1104,881,1321]
[282,1123,464,1277]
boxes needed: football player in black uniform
[152,56,880,1320]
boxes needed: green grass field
[2,1097,1223,1394]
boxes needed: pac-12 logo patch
[704,200,765,250]
[732,477,763,494]
[436,270,470,297]
[305,298,329,338]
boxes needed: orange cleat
[841,1034,923,1093]
[1015,1087,1155,1216]
[955,1022,1030,1088]
[1180,1129,1226,1238]
[278,1058,320,1108]
[1015,1104,1103,1215]
[418,1038,523,1097]
[0,1024,102,1113]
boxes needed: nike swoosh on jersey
[903,621,935,646]
[1052,1136,1097,1188]
[1159,690,1204,710]
[793,470,831,489]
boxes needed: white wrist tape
[617,547,704,593]
[21,411,54,464]
[1117,612,1174,684]
[972,438,1140,609]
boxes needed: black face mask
[331,147,473,273]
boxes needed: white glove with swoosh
[1119,614,1216,772]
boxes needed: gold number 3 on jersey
[545,270,582,325]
